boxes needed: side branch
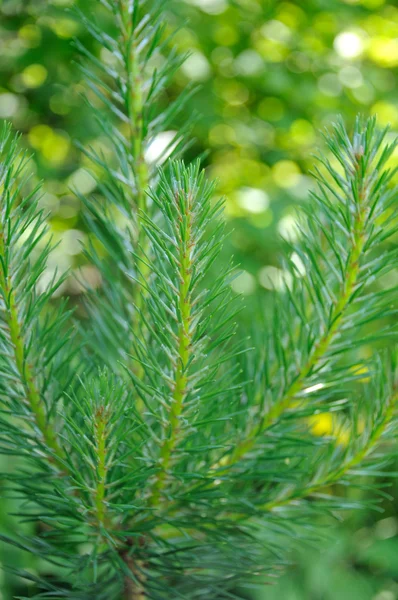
[226,149,369,467]
[119,0,151,349]
[0,230,65,465]
[264,387,398,512]
[149,191,194,504]
[176,197,367,497]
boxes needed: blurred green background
[0,0,398,597]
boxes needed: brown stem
[121,541,147,600]
[124,568,145,600]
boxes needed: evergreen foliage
[0,1,397,599]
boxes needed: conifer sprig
[217,117,398,471]
[74,0,192,367]
[126,162,237,505]
[0,126,138,599]
[0,124,72,466]
[263,354,398,513]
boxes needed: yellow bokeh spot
[368,37,398,68]
[220,81,249,106]
[255,39,288,62]
[309,413,333,437]
[51,18,80,39]
[209,124,237,146]
[275,3,305,29]
[21,64,48,88]
[28,125,70,166]
[309,413,351,446]
[213,24,239,47]
[173,28,197,52]
[272,160,301,188]
[371,101,398,127]
[210,152,269,197]
[19,24,42,47]
[249,211,273,228]
[290,119,316,147]
[42,135,70,166]
[28,125,53,149]
[351,363,371,379]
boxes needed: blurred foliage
[0,0,398,597]
[252,512,398,600]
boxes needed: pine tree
[0,1,397,599]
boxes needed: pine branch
[126,161,239,507]
[0,125,67,467]
[117,0,149,213]
[75,0,192,367]
[114,0,151,328]
[148,164,197,504]
[0,127,130,597]
[2,272,64,460]
[218,117,398,470]
[264,375,398,513]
